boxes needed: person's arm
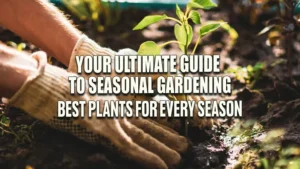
[0,45,188,169]
[0,43,37,98]
[0,0,80,65]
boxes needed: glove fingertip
[117,48,137,55]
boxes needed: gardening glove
[68,35,158,107]
[69,35,217,130]
[115,49,216,129]
[8,51,189,169]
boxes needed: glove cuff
[8,52,82,123]
[7,52,111,144]
[69,35,116,73]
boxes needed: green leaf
[62,0,90,20]
[258,24,276,36]
[188,0,217,10]
[138,41,161,55]
[1,115,10,126]
[200,21,224,37]
[221,23,238,44]
[174,24,193,52]
[260,158,269,169]
[187,25,193,46]
[17,43,26,51]
[133,15,168,30]
[188,2,203,9]
[176,4,185,21]
[175,24,186,45]
[188,10,201,24]
[174,24,187,51]
[6,41,17,48]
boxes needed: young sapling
[133,0,235,135]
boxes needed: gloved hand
[8,51,189,169]
[68,35,217,130]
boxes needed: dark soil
[1,4,300,169]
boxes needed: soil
[1,4,300,169]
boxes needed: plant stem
[166,17,182,24]
[276,0,281,17]
[286,33,292,77]
[183,22,190,137]
[0,121,9,127]
[192,36,201,55]
[285,0,294,77]
[184,6,191,18]
[159,40,181,48]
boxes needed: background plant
[223,0,300,76]
[225,62,266,85]
[62,0,121,32]
[226,120,300,169]
[257,0,300,76]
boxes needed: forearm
[0,0,80,66]
[0,44,38,98]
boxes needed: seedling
[257,0,300,76]
[0,112,11,136]
[133,0,237,135]
[0,106,35,144]
[221,0,284,25]
[63,0,121,32]
[226,119,300,169]
[225,62,266,85]
[134,0,227,55]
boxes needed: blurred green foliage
[0,107,35,144]
[225,120,300,169]
[0,112,11,136]
[228,120,264,145]
[225,62,266,85]
[62,0,121,32]
[6,41,26,51]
